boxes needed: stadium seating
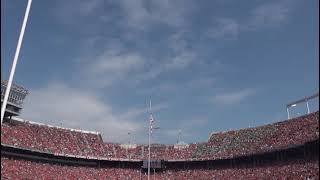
[1,157,318,179]
[1,112,319,161]
[1,112,319,179]
[1,120,105,157]
[195,111,319,160]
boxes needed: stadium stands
[195,111,319,160]
[2,112,318,160]
[1,157,318,179]
[1,119,105,157]
[1,111,319,179]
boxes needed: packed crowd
[161,160,319,180]
[1,119,105,157]
[195,111,319,160]
[1,157,139,180]
[1,157,318,179]
[124,144,198,160]
[1,112,318,160]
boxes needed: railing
[1,94,24,106]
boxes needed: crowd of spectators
[1,119,105,158]
[1,111,318,161]
[1,157,318,179]
[160,160,319,180]
[195,111,319,160]
[103,111,319,160]
[124,144,197,160]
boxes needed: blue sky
[1,0,319,144]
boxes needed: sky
[1,0,319,144]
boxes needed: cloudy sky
[1,0,319,144]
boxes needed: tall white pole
[286,107,290,119]
[306,101,310,114]
[1,0,32,124]
[148,99,152,180]
[148,124,151,180]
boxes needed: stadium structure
[1,80,28,118]
[1,81,319,179]
[1,1,319,179]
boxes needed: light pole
[287,104,296,119]
[1,0,33,124]
[306,101,310,114]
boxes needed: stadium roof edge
[11,117,101,135]
[286,93,319,107]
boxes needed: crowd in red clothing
[1,120,105,158]
[192,111,319,160]
[1,157,318,180]
[1,112,319,161]
[1,112,319,179]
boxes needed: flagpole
[148,99,151,180]
[1,0,32,124]
[148,118,151,180]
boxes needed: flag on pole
[150,113,155,134]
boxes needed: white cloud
[164,51,196,70]
[90,51,145,75]
[55,0,103,24]
[79,43,147,87]
[76,44,198,88]
[132,32,198,82]
[53,0,202,87]
[118,0,192,29]
[120,103,169,120]
[207,18,240,39]
[167,31,189,53]
[76,29,200,88]
[118,0,150,29]
[206,0,295,39]
[248,0,292,29]
[21,82,154,143]
[211,88,257,105]
[137,77,216,95]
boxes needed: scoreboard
[142,160,163,169]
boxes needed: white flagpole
[148,99,152,180]
[1,0,33,124]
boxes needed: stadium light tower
[286,93,319,119]
[1,0,33,124]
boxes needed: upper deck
[1,80,29,116]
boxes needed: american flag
[150,113,155,134]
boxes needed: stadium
[1,0,319,179]
[1,79,319,179]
